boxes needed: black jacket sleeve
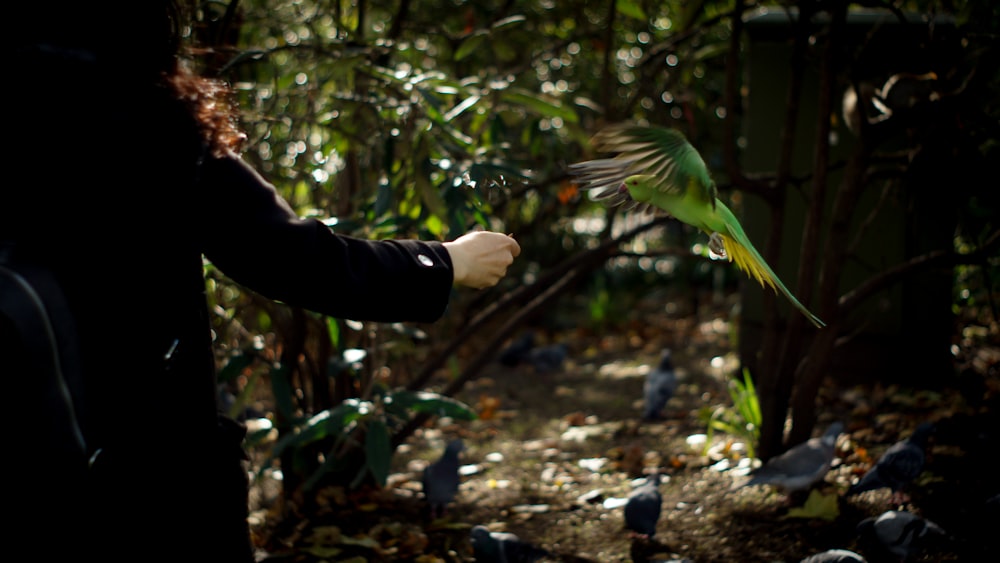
[198,152,455,323]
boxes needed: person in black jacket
[6,2,519,561]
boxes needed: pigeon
[856,510,949,561]
[526,343,569,373]
[742,421,844,499]
[842,72,941,134]
[871,72,941,122]
[421,438,465,519]
[470,525,550,562]
[498,331,535,367]
[846,422,934,504]
[624,472,662,538]
[642,349,677,421]
[800,549,866,563]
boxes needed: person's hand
[443,231,521,289]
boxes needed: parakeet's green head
[622,174,657,202]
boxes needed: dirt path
[252,308,997,562]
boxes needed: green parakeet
[569,123,825,328]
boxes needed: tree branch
[394,215,672,447]
[392,263,587,447]
[838,229,1000,314]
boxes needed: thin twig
[839,229,1000,314]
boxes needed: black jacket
[7,46,455,561]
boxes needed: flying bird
[742,421,844,500]
[568,124,824,328]
[421,438,465,519]
[846,422,934,504]
[800,549,867,563]
[624,472,663,539]
[642,349,677,421]
[856,510,949,561]
[470,525,550,563]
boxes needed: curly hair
[166,65,247,157]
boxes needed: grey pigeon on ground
[800,548,866,563]
[856,510,949,561]
[526,343,569,373]
[498,331,535,366]
[422,438,465,519]
[742,421,844,499]
[470,525,550,562]
[846,422,934,504]
[624,472,662,538]
[642,349,677,421]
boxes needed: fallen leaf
[784,489,840,521]
[477,394,501,420]
[564,411,588,426]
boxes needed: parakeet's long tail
[715,205,826,328]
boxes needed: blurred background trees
[161,0,997,516]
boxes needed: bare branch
[839,229,1000,313]
[393,215,673,446]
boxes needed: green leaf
[467,161,531,188]
[616,0,648,21]
[386,390,478,421]
[500,89,579,123]
[491,15,527,30]
[374,178,394,218]
[454,30,489,61]
[271,400,368,455]
[443,95,481,122]
[326,316,340,349]
[415,165,449,219]
[784,489,840,521]
[693,42,728,62]
[365,419,392,487]
[424,213,445,237]
[742,368,761,426]
[217,352,255,383]
[302,546,343,558]
[416,87,447,122]
[270,363,296,421]
[338,537,380,549]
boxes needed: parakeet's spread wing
[568,123,717,211]
[569,124,827,329]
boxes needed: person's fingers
[443,230,521,288]
[505,236,521,258]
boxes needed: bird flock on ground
[417,332,955,562]
[411,122,972,562]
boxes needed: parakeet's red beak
[618,183,629,193]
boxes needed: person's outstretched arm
[199,152,519,323]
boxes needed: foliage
[262,386,477,490]
[187,0,746,498]
[175,0,1000,506]
[698,367,761,459]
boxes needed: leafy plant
[262,383,478,492]
[698,367,762,459]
